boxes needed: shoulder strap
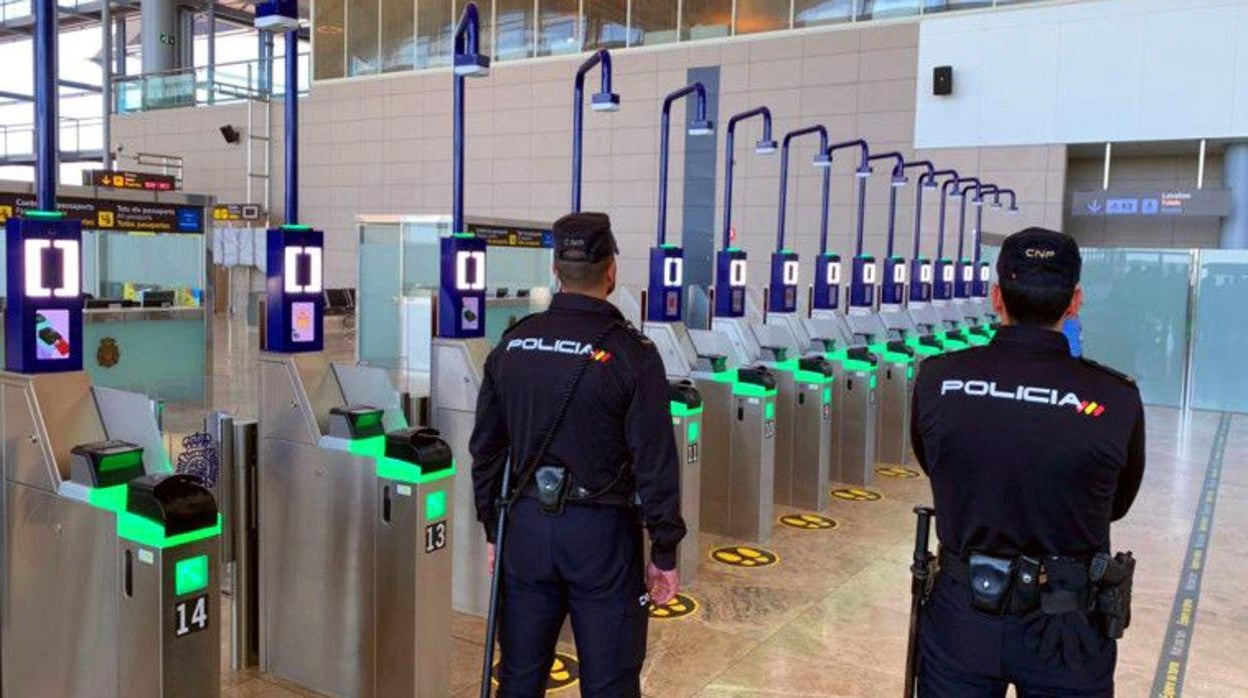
[504,320,625,503]
[1079,357,1136,386]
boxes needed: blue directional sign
[1105,198,1139,215]
[1141,198,1160,215]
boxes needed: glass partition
[1189,250,1248,413]
[1071,248,1191,408]
[356,216,557,371]
[795,0,854,27]
[94,231,206,305]
[682,0,733,41]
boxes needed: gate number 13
[425,521,447,553]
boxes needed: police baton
[480,462,513,698]
[904,506,935,698]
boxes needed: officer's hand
[646,562,680,606]
[487,543,496,575]
[1024,557,1102,670]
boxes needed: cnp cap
[997,227,1081,290]
[552,212,619,263]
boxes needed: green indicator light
[669,401,704,417]
[117,514,221,549]
[87,485,130,512]
[765,402,775,420]
[733,382,778,398]
[709,370,735,384]
[660,243,679,249]
[26,209,66,219]
[98,450,143,473]
[175,554,209,596]
[353,436,458,485]
[823,387,832,404]
[826,349,848,361]
[356,411,382,430]
[870,375,878,391]
[842,359,876,372]
[726,246,742,252]
[426,490,447,521]
[780,248,793,254]
[773,359,800,372]
[280,224,313,231]
[795,369,833,385]
[451,231,476,238]
[883,352,915,364]
[908,365,915,380]
[688,421,700,443]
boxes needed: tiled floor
[209,319,1246,696]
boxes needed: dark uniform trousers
[497,498,649,697]
[919,575,1116,698]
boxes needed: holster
[534,465,570,516]
[968,553,1014,614]
[1090,551,1136,639]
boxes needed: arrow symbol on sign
[1087,200,1103,214]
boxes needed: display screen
[24,239,80,298]
[461,297,481,331]
[862,263,877,284]
[893,265,907,283]
[962,266,974,282]
[455,250,487,291]
[34,310,71,360]
[783,260,800,286]
[979,266,991,282]
[942,266,955,282]
[663,258,683,287]
[291,302,316,343]
[826,262,841,285]
[920,264,934,283]
[729,260,747,287]
[283,246,323,294]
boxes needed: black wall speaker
[219,124,242,144]
[933,66,953,96]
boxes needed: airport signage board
[465,223,553,248]
[83,169,179,192]
[1071,190,1231,218]
[212,203,266,222]
[0,193,205,234]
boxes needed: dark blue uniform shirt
[470,292,687,570]
[911,325,1146,559]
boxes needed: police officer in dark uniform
[910,228,1145,697]
[470,212,685,697]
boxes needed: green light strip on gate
[670,401,704,417]
[765,402,776,420]
[688,421,700,443]
[795,368,834,385]
[871,375,878,391]
[912,345,942,357]
[733,382,778,398]
[280,224,312,231]
[707,369,736,383]
[823,387,832,404]
[349,436,457,485]
[117,513,222,549]
[451,231,476,238]
[26,209,66,219]
[87,485,130,512]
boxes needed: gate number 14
[175,595,209,638]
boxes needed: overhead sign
[84,169,178,192]
[1072,190,1231,218]
[466,223,554,249]
[0,193,204,234]
[212,204,265,222]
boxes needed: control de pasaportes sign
[0,193,204,233]
[1071,190,1231,218]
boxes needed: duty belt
[939,548,1046,616]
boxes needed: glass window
[631,0,678,46]
[495,0,535,61]
[736,0,791,35]
[921,0,991,14]
[381,0,415,72]
[794,0,853,27]
[347,0,380,76]
[857,0,919,20]
[314,0,345,80]
[538,0,581,57]
[585,0,628,50]
[682,0,733,41]
[416,0,455,68]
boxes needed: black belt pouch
[535,465,570,516]
[969,553,1014,614]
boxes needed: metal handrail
[112,54,311,115]
[0,115,103,160]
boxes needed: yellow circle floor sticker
[831,487,882,502]
[649,593,698,620]
[492,652,580,692]
[876,465,922,479]
[711,545,778,568]
[780,513,839,530]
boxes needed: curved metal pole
[656,83,708,246]
[973,184,999,265]
[936,175,963,260]
[452,3,484,233]
[827,139,872,256]
[868,151,906,257]
[34,0,58,209]
[722,106,773,250]
[571,49,614,212]
[907,164,948,260]
[776,125,829,252]
[284,29,299,225]
[956,178,983,262]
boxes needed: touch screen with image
[34,309,71,360]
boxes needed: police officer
[910,228,1145,697]
[470,212,685,697]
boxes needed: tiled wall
[1064,154,1225,249]
[112,19,1065,289]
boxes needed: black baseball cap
[997,227,1081,290]
[552,212,619,263]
